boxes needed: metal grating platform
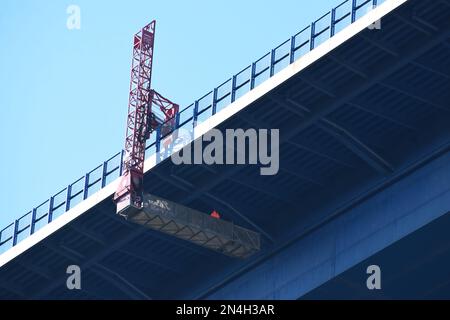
[126,194,261,259]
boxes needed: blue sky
[0,0,340,227]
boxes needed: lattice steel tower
[114,21,179,216]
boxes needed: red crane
[110,20,258,259]
[114,20,179,216]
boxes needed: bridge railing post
[30,208,37,235]
[119,149,125,176]
[310,22,316,50]
[65,184,72,212]
[290,36,296,64]
[231,75,237,102]
[83,173,90,200]
[351,0,357,22]
[270,49,276,77]
[331,8,336,37]
[48,196,54,223]
[101,161,108,188]
[193,100,199,127]
[250,62,256,90]
[12,220,19,246]
[212,88,218,115]
[155,126,161,153]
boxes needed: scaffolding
[126,194,261,259]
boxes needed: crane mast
[114,20,178,216]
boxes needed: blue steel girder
[269,94,394,175]
[280,21,450,145]
[117,246,184,274]
[228,176,296,206]
[16,259,53,281]
[334,277,392,299]
[410,14,440,32]
[303,209,450,299]
[188,18,450,297]
[410,61,450,81]
[441,0,450,7]
[360,4,442,59]
[236,110,357,169]
[58,214,185,275]
[69,224,107,246]
[444,40,450,50]
[287,140,357,169]
[298,74,338,98]
[44,242,84,261]
[382,227,450,286]
[90,263,151,300]
[346,101,418,132]
[392,12,433,36]
[379,80,450,113]
[357,32,400,57]
[317,119,394,175]
[0,277,26,298]
[195,143,450,299]
[43,240,157,299]
[193,155,296,206]
[269,94,308,118]
[280,161,326,187]
[327,53,369,79]
[33,225,150,298]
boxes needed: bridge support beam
[195,149,450,299]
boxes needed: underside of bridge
[1,0,450,299]
[303,210,450,300]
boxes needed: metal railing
[0,0,384,254]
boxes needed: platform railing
[0,0,384,253]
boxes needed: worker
[210,210,221,219]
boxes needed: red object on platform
[210,210,221,219]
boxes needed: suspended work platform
[126,194,261,259]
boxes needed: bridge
[1,0,450,299]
